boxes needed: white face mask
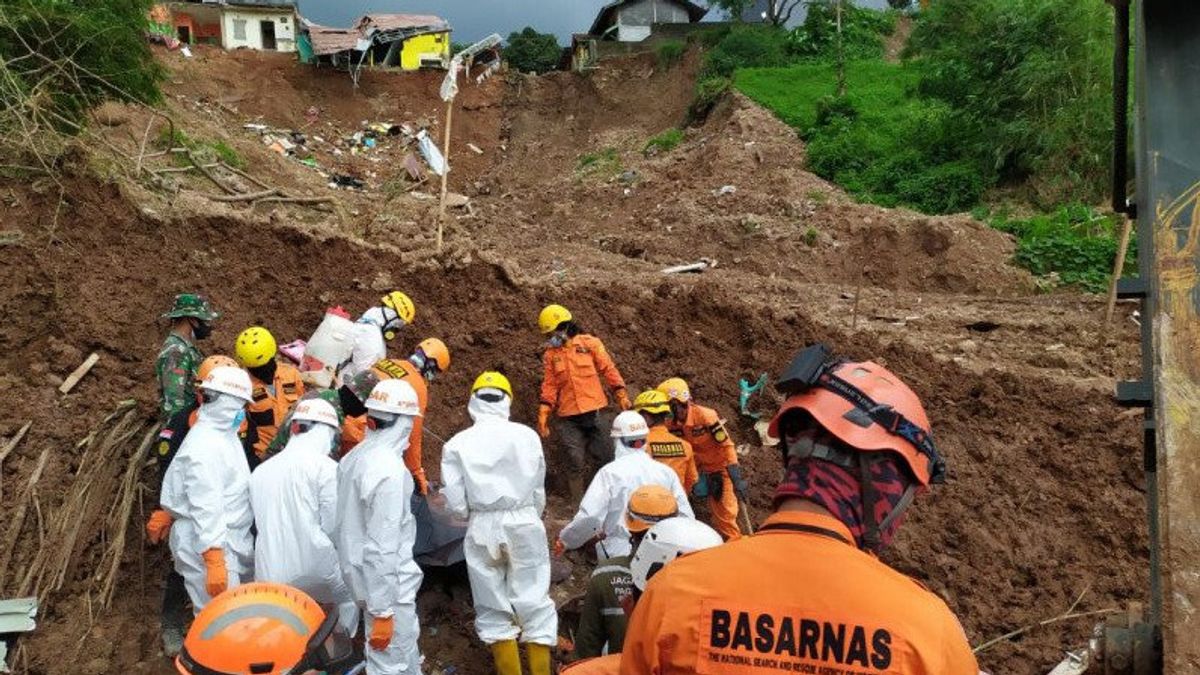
[548,333,566,348]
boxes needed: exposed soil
[0,47,1147,675]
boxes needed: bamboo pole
[1104,215,1135,329]
[437,100,454,252]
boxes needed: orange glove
[615,389,632,411]
[369,615,394,651]
[146,510,173,545]
[202,548,228,598]
[414,472,430,496]
[553,537,567,558]
[537,405,552,439]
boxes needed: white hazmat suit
[336,414,423,674]
[338,308,390,386]
[558,436,694,559]
[250,422,358,634]
[160,393,254,612]
[441,392,558,646]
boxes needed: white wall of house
[221,8,297,52]
[616,0,691,42]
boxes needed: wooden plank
[58,352,99,394]
[0,421,31,466]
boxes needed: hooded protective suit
[250,423,358,634]
[336,415,423,674]
[558,438,694,559]
[441,393,557,646]
[160,393,254,612]
[339,308,389,386]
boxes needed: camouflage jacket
[156,333,203,421]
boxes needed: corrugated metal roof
[589,0,707,36]
[223,0,296,8]
[303,13,450,56]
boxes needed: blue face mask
[548,334,566,348]
[232,409,246,429]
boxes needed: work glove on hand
[727,464,749,502]
[615,389,632,411]
[201,548,228,598]
[369,615,395,651]
[537,405,552,439]
[414,472,430,496]
[146,509,173,545]
[690,475,710,500]
[553,537,567,558]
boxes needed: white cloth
[161,394,254,612]
[336,417,423,674]
[250,424,357,635]
[441,395,557,645]
[558,440,694,559]
[339,313,388,386]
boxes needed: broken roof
[304,13,450,56]
[589,0,708,35]
[223,0,296,8]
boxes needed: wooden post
[436,99,454,252]
[1104,215,1134,329]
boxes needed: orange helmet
[195,355,239,386]
[624,484,680,533]
[414,338,450,377]
[768,345,944,486]
[176,582,352,675]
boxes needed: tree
[709,0,806,26]
[504,27,560,74]
[886,0,912,8]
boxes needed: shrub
[788,2,896,61]
[505,27,561,74]
[813,95,858,127]
[657,40,686,69]
[704,26,790,78]
[893,160,986,214]
[644,128,684,155]
[211,141,244,169]
[687,76,732,124]
[987,204,1136,293]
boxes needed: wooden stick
[0,421,31,466]
[1104,215,1134,330]
[437,99,454,252]
[0,447,51,588]
[973,608,1118,654]
[59,352,99,394]
[220,161,273,191]
[187,150,236,195]
[154,163,218,174]
[134,116,154,177]
[252,195,333,206]
[208,188,279,203]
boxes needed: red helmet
[768,354,941,486]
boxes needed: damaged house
[300,14,452,72]
[152,0,298,52]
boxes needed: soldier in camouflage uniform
[156,293,219,421]
[261,388,346,460]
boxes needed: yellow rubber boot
[491,639,523,675]
[526,642,552,675]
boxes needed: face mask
[232,409,246,429]
[193,320,213,340]
[548,334,566,348]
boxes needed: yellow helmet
[634,389,671,415]
[472,371,513,398]
[234,326,277,368]
[657,377,691,403]
[538,304,572,334]
[382,291,416,324]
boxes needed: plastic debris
[739,373,768,419]
[417,130,447,176]
[713,185,737,197]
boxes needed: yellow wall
[400,31,449,70]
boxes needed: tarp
[411,494,467,567]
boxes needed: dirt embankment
[0,46,1147,675]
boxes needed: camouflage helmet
[347,369,382,404]
[310,388,345,426]
[162,293,219,321]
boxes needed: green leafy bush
[788,2,897,60]
[644,128,684,155]
[987,204,1135,293]
[0,0,163,130]
[505,27,561,74]
[703,26,790,78]
[657,40,686,69]
[687,76,732,124]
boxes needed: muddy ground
[0,46,1147,674]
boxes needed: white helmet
[292,398,339,428]
[365,379,422,417]
[630,517,723,590]
[611,410,649,439]
[199,366,253,402]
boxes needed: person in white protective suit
[249,397,358,635]
[336,378,424,674]
[555,411,694,560]
[440,372,557,675]
[339,291,414,386]
[160,365,256,613]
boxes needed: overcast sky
[295,0,891,44]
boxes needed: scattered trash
[180,46,193,58]
[278,340,307,365]
[417,130,447,176]
[0,596,36,674]
[1047,650,1089,675]
[739,373,768,419]
[618,170,639,185]
[467,143,483,155]
[754,419,779,448]
[713,185,737,197]
[662,258,717,274]
[243,123,268,132]
[402,153,426,182]
[59,352,99,395]
[329,174,366,191]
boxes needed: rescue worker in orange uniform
[537,304,631,499]
[235,326,304,461]
[659,377,747,541]
[620,345,978,675]
[339,337,451,494]
[633,390,698,494]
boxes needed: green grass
[576,147,622,178]
[644,128,683,155]
[211,141,245,169]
